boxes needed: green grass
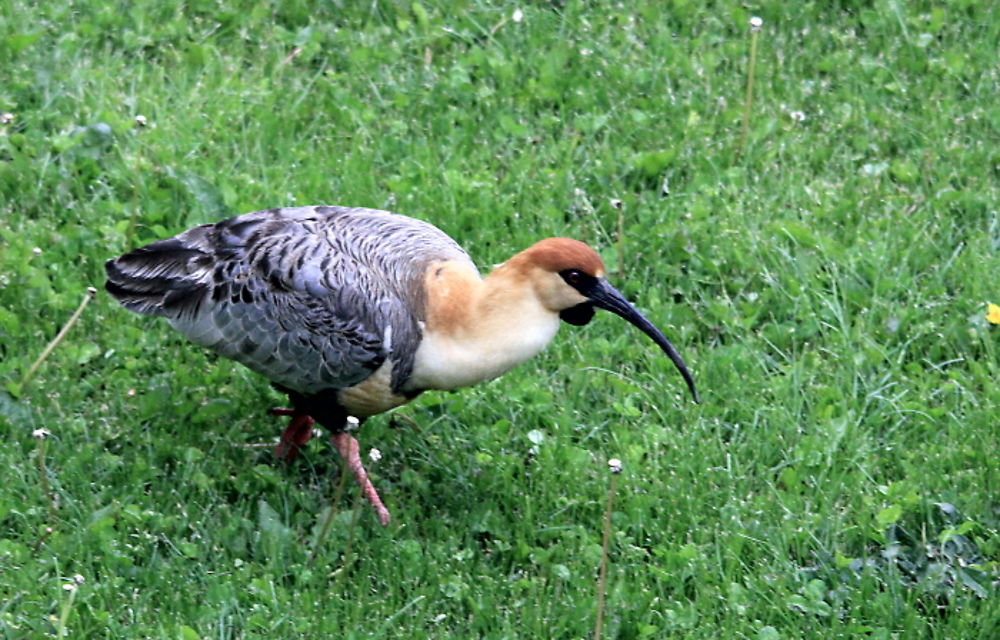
[2,0,998,637]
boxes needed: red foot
[271,408,315,461]
[331,432,391,526]
[270,408,390,525]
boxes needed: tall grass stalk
[55,584,78,640]
[18,287,97,393]
[310,455,351,564]
[33,429,55,523]
[332,484,364,591]
[738,17,763,157]
[593,459,622,640]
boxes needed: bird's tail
[104,226,215,319]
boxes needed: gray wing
[105,206,475,394]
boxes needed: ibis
[105,206,698,525]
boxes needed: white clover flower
[608,458,623,474]
[0,113,13,125]
[369,448,382,463]
[32,428,51,440]
[134,115,148,127]
[750,16,763,32]
[512,9,523,23]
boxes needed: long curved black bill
[588,280,700,403]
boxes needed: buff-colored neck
[408,256,563,391]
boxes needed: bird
[105,206,699,525]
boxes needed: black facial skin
[559,303,595,326]
[558,269,700,403]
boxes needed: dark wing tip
[104,237,216,317]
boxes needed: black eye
[562,269,584,285]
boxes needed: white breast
[408,305,561,391]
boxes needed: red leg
[331,432,391,526]
[271,408,315,461]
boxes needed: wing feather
[105,206,474,394]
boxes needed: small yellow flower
[987,303,1000,325]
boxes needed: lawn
[1,1,998,638]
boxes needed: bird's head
[518,237,700,403]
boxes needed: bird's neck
[408,258,560,391]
